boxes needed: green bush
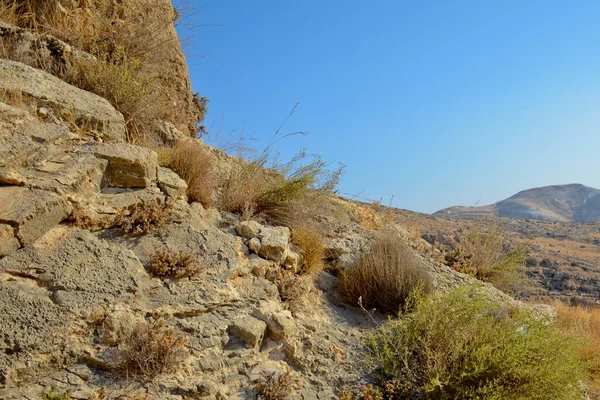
[365,285,588,399]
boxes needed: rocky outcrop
[85,143,159,188]
[0,59,125,142]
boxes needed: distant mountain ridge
[434,184,600,222]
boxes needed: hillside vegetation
[1,2,600,399]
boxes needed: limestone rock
[0,276,72,388]
[258,226,291,263]
[236,220,263,239]
[158,167,188,200]
[228,316,267,352]
[0,59,125,142]
[85,143,158,188]
[267,312,297,340]
[0,224,19,257]
[0,186,71,246]
[0,170,26,186]
[248,237,261,253]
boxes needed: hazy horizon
[179,1,600,213]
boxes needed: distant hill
[435,184,600,222]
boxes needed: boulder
[157,167,188,200]
[236,220,262,239]
[85,143,158,188]
[258,226,291,263]
[228,316,267,352]
[0,186,71,246]
[0,59,125,142]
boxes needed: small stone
[0,224,19,257]
[248,237,261,253]
[259,226,290,263]
[236,220,263,239]
[228,315,267,352]
[37,106,49,117]
[157,166,188,200]
[267,312,297,340]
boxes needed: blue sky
[177,1,600,213]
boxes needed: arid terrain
[392,205,600,304]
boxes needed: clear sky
[177,1,600,214]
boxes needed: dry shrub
[160,141,217,207]
[292,225,324,275]
[447,220,528,293]
[220,150,344,224]
[553,301,600,396]
[111,318,187,379]
[148,246,201,279]
[256,367,295,400]
[117,198,169,235]
[339,232,432,313]
[68,48,162,142]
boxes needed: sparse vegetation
[256,367,295,400]
[0,0,202,142]
[159,140,218,207]
[292,225,324,275]
[148,246,201,278]
[365,285,588,399]
[117,199,169,235]
[110,318,187,379]
[553,301,600,397]
[339,232,432,313]
[444,220,528,293]
[68,48,162,143]
[40,388,71,400]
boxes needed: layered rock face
[1,0,204,138]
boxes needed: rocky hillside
[0,7,527,399]
[435,183,600,222]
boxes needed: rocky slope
[0,8,536,400]
[435,184,600,222]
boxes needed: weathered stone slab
[0,186,71,245]
[0,224,19,257]
[86,143,158,188]
[0,59,125,142]
[157,167,187,200]
[228,315,267,352]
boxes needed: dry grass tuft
[148,246,201,279]
[339,232,432,313]
[160,141,218,207]
[292,225,324,275]
[445,220,528,293]
[256,367,295,400]
[110,318,187,379]
[553,301,600,396]
[117,199,169,235]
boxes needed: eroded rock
[0,186,71,246]
[258,226,290,263]
[85,143,158,188]
[0,59,125,142]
